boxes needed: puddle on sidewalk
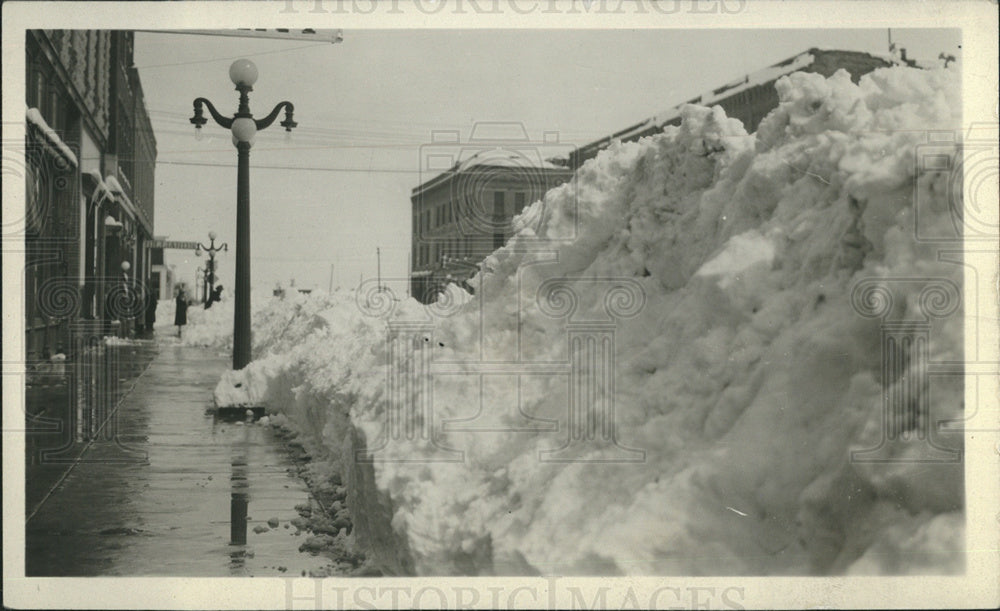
[25,345,351,578]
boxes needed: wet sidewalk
[25,342,335,577]
[25,339,159,516]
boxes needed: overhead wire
[155,159,421,174]
[134,43,330,70]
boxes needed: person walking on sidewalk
[174,287,191,338]
[145,288,159,337]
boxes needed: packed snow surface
[191,67,965,575]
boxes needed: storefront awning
[26,107,78,167]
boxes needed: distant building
[25,30,157,358]
[410,151,573,303]
[568,48,892,170]
[148,235,172,299]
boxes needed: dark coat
[145,293,158,327]
[174,295,189,326]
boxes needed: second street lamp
[190,59,297,371]
[195,230,228,303]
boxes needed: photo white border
[3,1,997,609]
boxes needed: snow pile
[211,289,384,407]
[180,297,238,349]
[215,67,965,575]
[103,336,143,346]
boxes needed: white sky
[135,28,961,294]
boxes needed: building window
[29,70,43,109]
[514,192,526,214]
[36,71,49,117]
[49,89,62,132]
[117,103,135,191]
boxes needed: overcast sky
[134,28,961,295]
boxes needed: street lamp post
[121,261,132,338]
[195,230,228,301]
[190,59,297,370]
[195,266,205,302]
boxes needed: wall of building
[24,30,158,358]
[410,164,572,303]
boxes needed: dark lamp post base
[213,405,267,421]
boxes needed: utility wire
[134,43,329,70]
[156,159,420,173]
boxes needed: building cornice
[412,163,574,201]
[28,30,110,152]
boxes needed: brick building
[410,150,573,303]
[568,48,892,170]
[25,30,157,359]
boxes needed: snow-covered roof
[571,51,832,164]
[608,52,820,146]
[701,51,816,108]
[413,149,572,197]
[462,150,565,171]
[26,107,78,166]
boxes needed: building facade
[25,30,157,359]
[569,49,892,169]
[410,153,573,303]
[147,236,176,301]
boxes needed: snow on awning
[104,174,125,195]
[26,107,78,167]
[104,173,152,235]
[85,169,114,203]
[104,174,136,213]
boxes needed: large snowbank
[195,66,965,575]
